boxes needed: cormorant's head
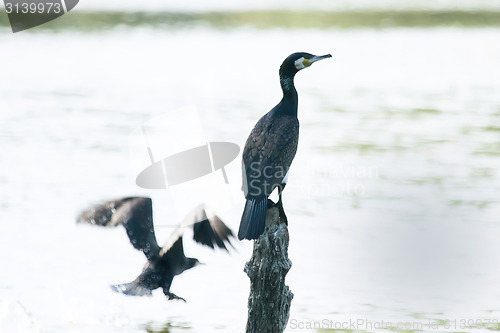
[280,52,332,78]
[186,258,203,270]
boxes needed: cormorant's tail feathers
[238,198,268,240]
[110,282,152,296]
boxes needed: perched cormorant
[78,197,234,301]
[238,52,332,240]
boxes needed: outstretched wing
[77,197,161,260]
[77,197,124,227]
[159,204,234,257]
[192,209,234,251]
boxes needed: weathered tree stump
[244,207,294,333]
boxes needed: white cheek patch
[294,57,306,70]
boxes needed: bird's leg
[163,280,186,302]
[163,288,186,302]
[166,292,186,302]
[267,182,288,209]
[276,187,288,225]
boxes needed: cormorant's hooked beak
[308,54,332,64]
[296,54,332,70]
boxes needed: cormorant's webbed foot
[165,291,186,302]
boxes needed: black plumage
[238,52,332,240]
[78,197,234,301]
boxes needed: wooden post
[244,207,294,333]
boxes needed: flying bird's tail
[238,197,268,240]
[111,282,152,296]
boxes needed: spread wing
[160,237,186,269]
[77,197,161,260]
[159,204,234,257]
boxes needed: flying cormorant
[78,197,234,301]
[238,52,332,240]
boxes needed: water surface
[0,12,499,333]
